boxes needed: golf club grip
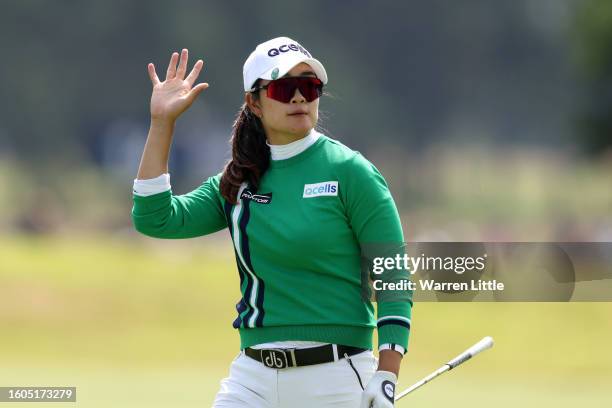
[447,336,494,369]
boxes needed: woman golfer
[132,36,413,408]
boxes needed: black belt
[244,344,368,369]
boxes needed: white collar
[267,129,321,161]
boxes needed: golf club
[395,336,495,401]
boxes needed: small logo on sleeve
[240,189,272,204]
[303,181,338,198]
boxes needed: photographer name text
[373,279,504,292]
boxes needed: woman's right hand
[147,49,209,123]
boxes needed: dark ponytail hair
[220,82,270,204]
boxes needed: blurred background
[1,0,611,407]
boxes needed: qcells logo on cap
[303,181,338,198]
[267,43,311,58]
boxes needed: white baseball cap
[243,36,328,92]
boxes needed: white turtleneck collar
[267,129,321,161]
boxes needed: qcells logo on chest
[303,181,338,198]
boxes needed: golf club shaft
[395,365,450,399]
[395,336,494,401]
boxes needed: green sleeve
[131,173,227,239]
[341,153,413,352]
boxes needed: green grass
[1,234,611,407]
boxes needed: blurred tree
[573,0,612,155]
[0,0,578,171]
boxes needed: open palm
[147,49,209,121]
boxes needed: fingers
[165,52,179,80]
[176,48,189,80]
[147,63,160,86]
[185,59,204,88]
[359,392,374,408]
[161,49,201,84]
[186,82,209,103]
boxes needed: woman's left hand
[359,349,402,407]
[359,370,397,407]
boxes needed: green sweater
[131,134,412,351]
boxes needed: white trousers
[212,349,378,408]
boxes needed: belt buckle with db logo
[260,348,295,369]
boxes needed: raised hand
[147,49,209,122]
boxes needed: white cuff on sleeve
[133,173,171,196]
[378,343,406,356]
